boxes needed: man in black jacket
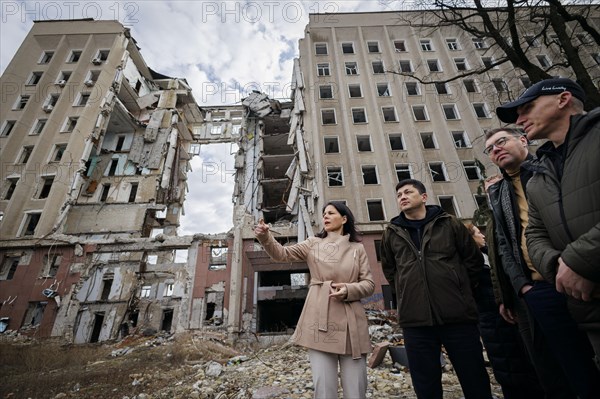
[485,126,597,397]
[381,179,491,399]
[496,77,600,396]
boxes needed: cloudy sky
[0,0,401,235]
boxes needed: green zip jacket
[381,206,483,327]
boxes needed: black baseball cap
[496,78,586,123]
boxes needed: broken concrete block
[368,341,390,368]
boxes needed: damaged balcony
[257,113,294,224]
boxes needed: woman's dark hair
[315,201,362,242]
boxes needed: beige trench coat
[258,231,375,359]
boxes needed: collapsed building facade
[0,19,236,342]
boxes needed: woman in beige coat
[255,201,375,399]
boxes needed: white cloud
[0,0,394,235]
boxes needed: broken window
[211,125,222,135]
[399,60,412,72]
[63,116,79,132]
[321,109,336,125]
[317,63,330,76]
[356,135,372,152]
[420,132,437,149]
[27,71,43,85]
[96,49,110,61]
[18,146,34,164]
[394,40,407,52]
[382,107,398,122]
[367,200,385,221]
[50,144,67,162]
[141,285,152,298]
[100,184,110,202]
[22,212,42,236]
[352,108,367,123]
[0,256,20,280]
[452,131,470,148]
[389,134,405,151]
[128,183,138,203]
[439,196,458,216]
[315,43,328,55]
[348,84,362,98]
[367,41,380,53]
[67,50,82,63]
[427,59,441,72]
[463,79,477,93]
[454,58,468,71]
[420,39,433,51]
[395,164,412,181]
[446,38,460,50]
[324,137,340,153]
[174,249,188,263]
[37,176,55,199]
[1,120,16,137]
[40,51,54,64]
[76,93,90,106]
[473,103,489,118]
[209,247,228,270]
[3,178,18,200]
[372,61,384,74]
[463,161,482,180]
[345,62,358,75]
[107,159,119,176]
[472,37,487,49]
[405,82,419,96]
[362,165,379,185]
[413,106,429,121]
[31,119,47,135]
[482,57,495,69]
[22,302,47,327]
[377,83,390,97]
[342,42,354,54]
[57,70,71,85]
[327,166,343,187]
[41,253,61,278]
[15,95,29,110]
[319,85,333,99]
[101,278,113,300]
[435,82,448,95]
[164,283,174,297]
[429,162,448,182]
[492,78,508,92]
[442,104,459,120]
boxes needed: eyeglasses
[483,136,513,155]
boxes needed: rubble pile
[1,313,501,399]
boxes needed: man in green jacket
[381,179,492,399]
[496,77,600,374]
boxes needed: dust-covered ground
[1,321,501,399]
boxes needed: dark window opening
[128,183,138,203]
[100,184,110,202]
[257,300,305,333]
[389,135,404,151]
[161,309,173,332]
[205,303,216,320]
[89,313,104,343]
[39,177,54,199]
[108,159,118,176]
[101,279,113,301]
[367,200,385,221]
[23,213,41,236]
[439,197,457,216]
[362,166,378,184]
[115,136,126,151]
[324,137,339,153]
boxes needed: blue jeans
[403,323,492,399]
[523,280,600,398]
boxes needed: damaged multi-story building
[0,19,237,342]
[2,7,599,344]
